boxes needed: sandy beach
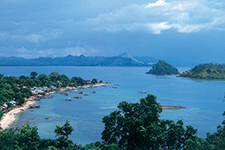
[0,82,108,130]
[0,100,36,130]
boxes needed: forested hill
[0,53,155,66]
[146,60,180,75]
[179,63,225,79]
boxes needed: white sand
[0,100,35,130]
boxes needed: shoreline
[0,83,107,130]
[0,100,36,130]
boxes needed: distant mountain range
[0,52,156,66]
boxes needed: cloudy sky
[1,0,225,65]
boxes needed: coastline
[0,83,107,130]
[0,100,36,130]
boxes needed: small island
[146,60,180,75]
[178,63,225,79]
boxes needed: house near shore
[31,86,57,95]
[1,103,7,109]
[86,80,91,84]
[9,101,17,106]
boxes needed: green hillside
[179,63,225,79]
[146,60,180,75]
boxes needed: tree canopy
[179,63,225,79]
[0,94,225,149]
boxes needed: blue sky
[1,0,225,65]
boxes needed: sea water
[0,66,224,146]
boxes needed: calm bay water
[0,66,224,146]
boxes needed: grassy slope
[179,63,225,79]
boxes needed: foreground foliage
[0,94,225,149]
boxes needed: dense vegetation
[179,63,225,79]
[0,94,225,149]
[0,72,99,120]
[146,60,180,75]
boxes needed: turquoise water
[0,66,225,146]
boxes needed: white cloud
[85,0,225,34]
[1,29,62,44]
[146,22,172,34]
[16,47,27,53]
[11,34,43,44]
[10,45,99,59]
[24,34,42,44]
[146,0,166,8]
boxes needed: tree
[0,128,17,149]
[15,93,25,105]
[30,71,38,79]
[38,74,50,86]
[0,95,7,105]
[14,123,41,150]
[21,88,32,98]
[57,74,69,87]
[91,78,98,84]
[54,120,74,148]
[0,88,15,101]
[49,72,59,82]
[205,111,225,150]
[0,110,3,120]
[101,94,198,149]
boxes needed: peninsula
[178,63,225,79]
[0,72,107,130]
[146,60,180,75]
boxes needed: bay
[0,66,224,146]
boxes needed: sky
[1,0,225,66]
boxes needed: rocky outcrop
[162,106,186,110]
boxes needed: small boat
[138,91,146,94]
[112,86,117,88]
[65,98,72,101]
[74,96,82,99]
[64,93,69,96]
[71,90,77,93]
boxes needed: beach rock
[39,96,46,99]
[29,105,40,109]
